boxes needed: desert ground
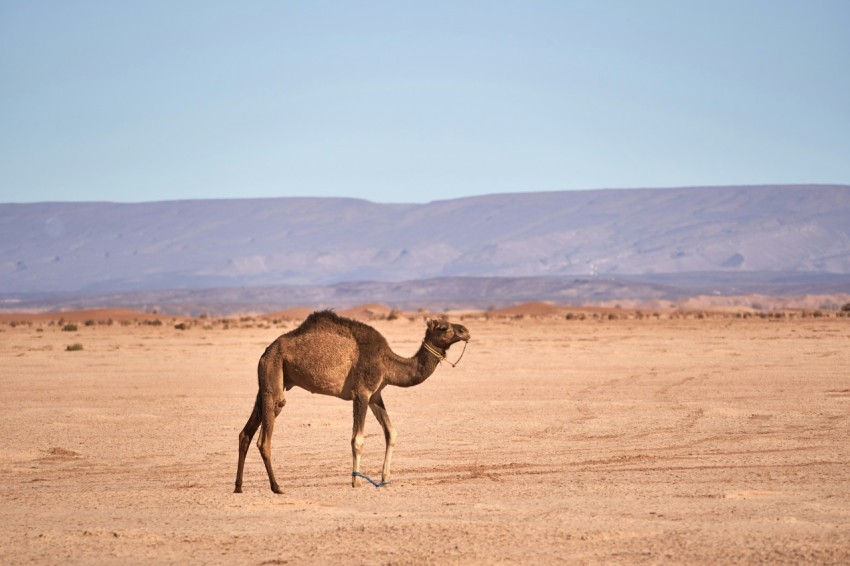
[1,308,848,564]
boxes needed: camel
[234,310,470,493]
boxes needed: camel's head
[425,318,470,349]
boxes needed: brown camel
[234,310,470,493]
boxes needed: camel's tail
[249,390,263,424]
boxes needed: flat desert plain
[1,312,849,564]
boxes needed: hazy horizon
[3,182,848,207]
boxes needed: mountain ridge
[2,184,849,295]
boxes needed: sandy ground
[1,313,849,564]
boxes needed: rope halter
[422,340,468,368]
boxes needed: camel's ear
[426,318,436,329]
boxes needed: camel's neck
[384,342,445,388]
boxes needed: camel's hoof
[271,485,283,495]
[352,477,362,488]
[234,487,242,494]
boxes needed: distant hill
[1,185,849,299]
[3,273,848,316]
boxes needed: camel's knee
[351,435,365,454]
[274,398,286,417]
[256,434,272,459]
[257,443,271,460]
[387,428,397,448]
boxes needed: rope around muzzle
[422,340,468,368]
[352,471,389,488]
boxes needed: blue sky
[1,1,848,204]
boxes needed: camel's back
[276,311,389,398]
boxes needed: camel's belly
[282,332,358,398]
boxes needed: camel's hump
[291,310,379,337]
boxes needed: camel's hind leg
[234,392,262,493]
[369,392,397,484]
[239,351,286,494]
[257,389,286,494]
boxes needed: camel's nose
[455,325,470,341]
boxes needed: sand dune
[486,301,566,317]
[337,303,396,320]
[259,306,317,322]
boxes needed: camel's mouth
[454,326,471,343]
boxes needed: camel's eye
[436,323,449,332]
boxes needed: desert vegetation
[3,302,850,332]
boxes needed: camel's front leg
[351,394,369,487]
[369,392,397,484]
